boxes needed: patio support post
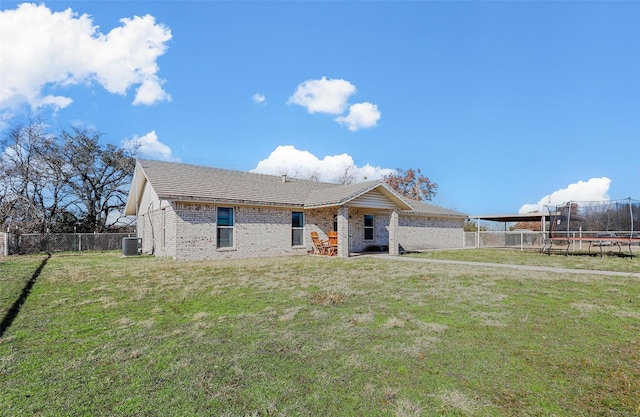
[337,206,349,257]
[389,210,399,255]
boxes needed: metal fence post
[520,231,524,251]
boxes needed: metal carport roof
[468,213,551,223]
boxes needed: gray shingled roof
[400,198,467,218]
[126,159,467,218]
[136,159,335,206]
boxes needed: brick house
[124,159,467,260]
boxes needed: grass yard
[409,248,640,274]
[1,250,639,416]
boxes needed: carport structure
[468,212,551,249]
[470,212,551,231]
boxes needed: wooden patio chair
[310,231,331,255]
[327,231,338,256]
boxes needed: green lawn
[1,250,639,416]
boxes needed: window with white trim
[364,214,374,240]
[217,207,234,248]
[292,211,304,246]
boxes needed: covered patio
[304,182,413,257]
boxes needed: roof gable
[304,181,412,210]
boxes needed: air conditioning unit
[122,237,141,256]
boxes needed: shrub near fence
[2,233,134,255]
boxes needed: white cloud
[335,102,381,131]
[519,177,611,213]
[252,93,266,104]
[0,3,172,114]
[287,77,381,131]
[250,145,394,184]
[122,130,177,161]
[133,77,171,106]
[287,77,356,115]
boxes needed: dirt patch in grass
[310,291,345,306]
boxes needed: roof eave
[303,202,342,210]
[164,196,304,209]
[402,211,468,219]
[124,161,147,216]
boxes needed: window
[364,214,374,240]
[292,211,304,246]
[217,207,234,248]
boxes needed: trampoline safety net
[545,198,640,239]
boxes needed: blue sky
[1,1,638,215]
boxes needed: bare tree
[0,121,72,232]
[335,162,357,185]
[384,168,438,201]
[1,121,136,233]
[61,127,136,232]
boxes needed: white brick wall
[345,208,391,253]
[173,203,217,260]
[304,207,335,252]
[397,215,465,251]
[139,202,465,260]
[232,206,307,259]
[141,203,311,260]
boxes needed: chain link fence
[464,231,545,250]
[0,233,134,255]
[464,230,639,253]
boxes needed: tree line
[0,120,135,234]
